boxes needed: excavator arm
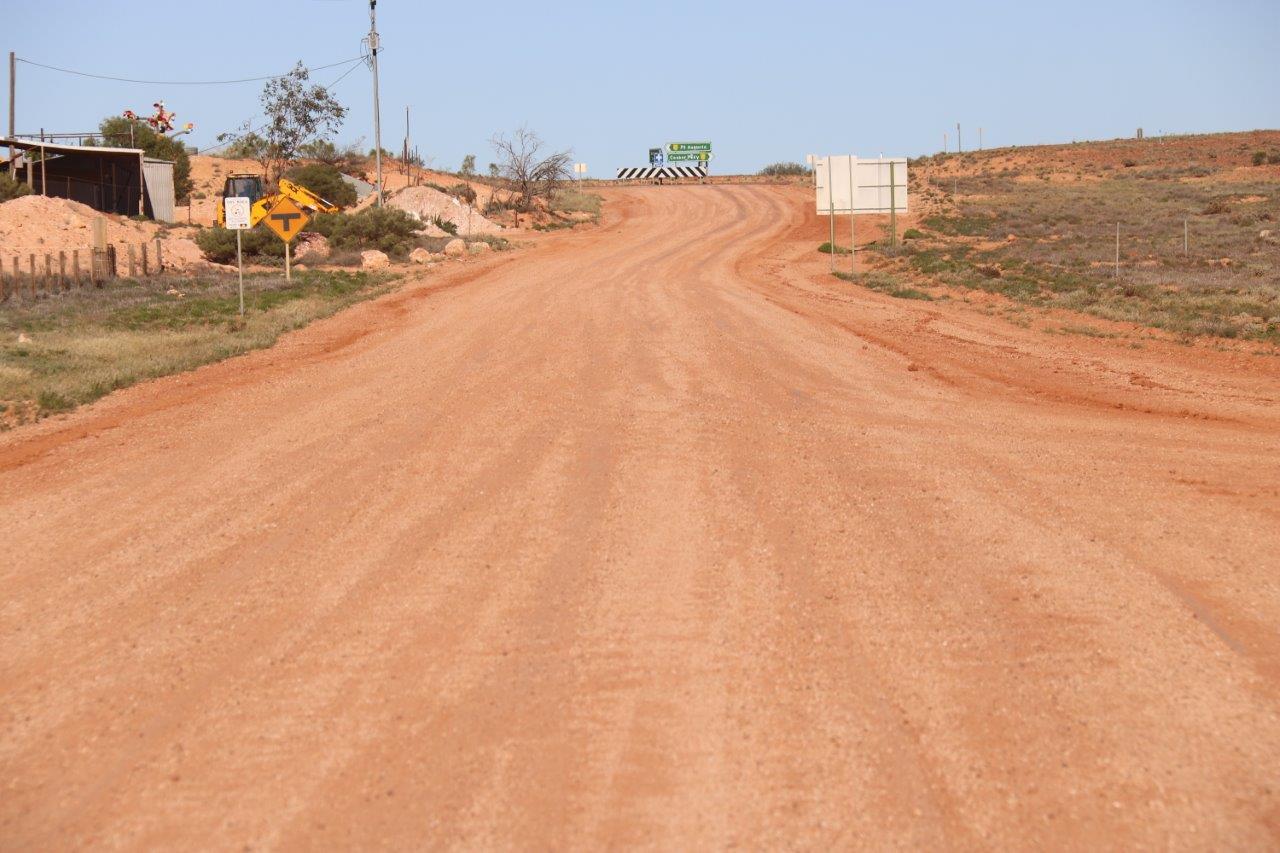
[216,176,343,228]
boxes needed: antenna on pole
[367,0,384,207]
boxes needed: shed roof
[1,137,145,157]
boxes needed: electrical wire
[14,55,366,86]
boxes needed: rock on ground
[443,239,467,258]
[294,233,330,262]
[468,242,493,254]
[409,247,433,264]
[361,250,390,269]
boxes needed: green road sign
[667,151,712,162]
[668,142,712,153]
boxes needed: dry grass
[900,164,1279,341]
[0,270,397,426]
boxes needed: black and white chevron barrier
[615,166,708,180]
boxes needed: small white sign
[573,163,588,176]
[224,197,252,230]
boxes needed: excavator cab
[222,174,265,204]
[215,174,265,227]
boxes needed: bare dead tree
[490,126,572,212]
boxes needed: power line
[14,55,365,86]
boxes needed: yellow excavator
[214,175,342,227]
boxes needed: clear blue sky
[8,0,1279,175]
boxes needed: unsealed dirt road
[3,185,1279,849]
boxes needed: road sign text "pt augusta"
[668,142,711,153]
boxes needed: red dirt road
[2,185,1279,849]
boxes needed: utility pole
[8,52,15,168]
[368,0,384,207]
[979,127,984,151]
[957,122,962,154]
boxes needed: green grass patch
[0,269,398,425]
[834,270,934,300]
[818,242,852,255]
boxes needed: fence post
[73,249,81,286]
[1114,223,1120,278]
[59,250,66,290]
[28,254,36,298]
[44,253,52,295]
[141,243,149,276]
[127,244,136,278]
[155,238,162,273]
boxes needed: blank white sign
[814,156,908,215]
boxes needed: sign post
[827,158,836,272]
[262,196,312,282]
[223,196,252,315]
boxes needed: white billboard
[814,156,908,215]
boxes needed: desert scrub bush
[0,173,32,202]
[448,182,478,205]
[284,162,359,207]
[759,162,811,177]
[311,207,423,257]
[902,228,925,240]
[818,242,852,255]
[1253,151,1269,166]
[195,226,286,263]
[429,214,458,236]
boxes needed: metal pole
[848,155,856,276]
[979,127,983,151]
[7,52,14,168]
[889,161,898,250]
[370,0,384,207]
[285,239,292,282]
[957,123,962,154]
[827,157,836,273]
[236,229,244,315]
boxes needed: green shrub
[902,228,925,240]
[310,206,423,257]
[0,173,32,202]
[818,241,851,255]
[284,162,358,207]
[195,226,285,263]
[759,162,811,177]
[448,182,477,205]
[429,214,458,236]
